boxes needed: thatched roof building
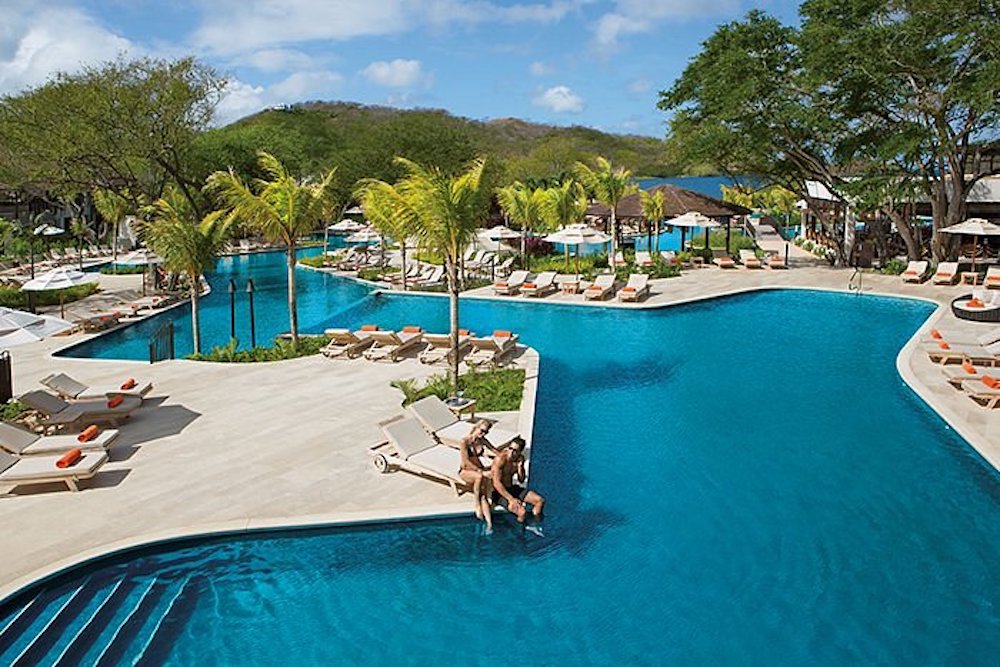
[587,183,750,220]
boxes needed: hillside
[190,101,679,194]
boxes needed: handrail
[848,267,863,294]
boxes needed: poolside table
[444,397,477,419]
[961,271,980,285]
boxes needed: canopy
[485,224,521,240]
[118,248,163,265]
[668,211,720,228]
[21,267,97,292]
[938,218,1000,236]
[543,223,612,246]
[328,219,367,233]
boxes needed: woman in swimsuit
[459,420,495,533]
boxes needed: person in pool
[490,437,544,525]
[459,419,496,533]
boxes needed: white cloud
[361,59,427,88]
[594,0,739,50]
[215,79,268,124]
[532,85,583,113]
[243,48,316,73]
[214,70,344,124]
[529,61,553,77]
[627,78,652,94]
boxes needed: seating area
[924,325,1000,409]
[0,245,116,284]
[322,325,521,367]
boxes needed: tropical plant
[92,188,130,263]
[68,219,94,270]
[640,189,665,253]
[207,151,336,345]
[394,156,491,389]
[356,180,413,289]
[540,179,589,270]
[574,157,637,269]
[141,188,233,354]
[496,181,547,270]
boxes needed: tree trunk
[286,242,299,345]
[654,219,660,254]
[446,258,460,391]
[112,220,119,264]
[400,242,408,292]
[841,207,857,268]
[190,277,201,355]
[883,208,919,260]
[609,207,617,271]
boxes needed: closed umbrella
[22,267,98,319]
[938,218,1000,274]
[544,224,612,272]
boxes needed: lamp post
[246,279,256,348]
[228,279,236,341]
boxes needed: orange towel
[120,378,137,390]
[934,272,949,278]
[402,325,421,333]
[966,299,984,308]
[522,282,537,289]
[938,341,950,350]
[495,281,508,287]
[987,276,1000,282]
[56,448,82,469]
[458,328,470,336]
[983,375,1000,390]
[962,360,977,375]
[107,395,124,409]
[361,324,378,331]
[621,286,636,292]
[903,271,917,276]
[930,329,942,339]
[493,330,512,338]
[77,425,100,443]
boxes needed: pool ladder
[848,267,863,294]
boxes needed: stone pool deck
[1,262,997,600]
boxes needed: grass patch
[298,255,328,268]
[359,266,395,281]
[99,265,146,275]
[391,368,526,412]
[187,335,331,362]
[0,283,99,309]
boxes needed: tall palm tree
[574,157,637,268]
[141,189,232,354]
[496,181,547,270]
[395,156,490,389]
[207,151,336,346]
[356,180,414,289]
[540,179,589,271]
[640,189,666,254]
[92,188,130,264]
[68,219,94,271]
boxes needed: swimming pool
[7,286,1000,664]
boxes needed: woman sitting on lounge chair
[459,420,496,533]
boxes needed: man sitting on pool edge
[490,437,544,527]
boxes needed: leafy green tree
[496,181,548,269]
[640,189,665,253]
[92,188,130,263]
[574,157,637,267]
[356,180,414,288]
[207,151,335,345]
[540,179,589,270]
[141,189,233,353]
[68,219,94,271]
[395,156,491,389]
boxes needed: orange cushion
[493,330,512,338]
[361,324,378,332]
[983,375,1000,390]
[402,325,421,333]
[108,395,124,409]
[903,271,917,275]
[966,299,984,308]
[931,329,942,340]
[938,341,950,350]
[987,276,1000,282]
[962,360,976,375]
[56,448,82,469]
[934,272,949,278]
[495,281,508,287]
[120,378,137,390]
[522,282,537,288]
[458,328,470,336]
[621,287,636,292]
[77,425,100,443]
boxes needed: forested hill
[191,101,680,192]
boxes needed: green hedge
[391,368,525,412]
[99,265,146,275]
[187,335,332,362]
[0,283,98,308]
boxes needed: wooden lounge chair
[418,331,472,365]
[19,390,142,430]
[493,270,529,296]
[923,339,1000,366]
[984,265,1000,290]
[740,249,763,269]
[322,327,376,359]
[40,372,153,400]
[901,260,929,283]
[519,271,557,297]
[959,376,1000,408]
[932,262,959,285]
[713,250,736,269]
[407,396,518,449]
[617,274,650,302]
[0,421,118,456]
[925,326,1000,348]
[583,274,615,301]
[369,417,470,496]
[0,450,108,493]
[363,327,424,362]
[465,331,519,368]
[765,252,787,269]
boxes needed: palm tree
[496,181,547,270]
[207,151,336,346]
[68,219,94,270]
[92,188,130,264]
[574,157,637,268]
[141,189,232,354]
[540,179,589,271]
[356,180,414,290]
[395,156,490,389]
[640,189,666,254]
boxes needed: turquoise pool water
[16,257,1000,664]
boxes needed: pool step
[92,579,163,667]
[53,579,128,667]
[10,579,94,667]
[134,577,199,666]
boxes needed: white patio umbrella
[0,307,74,350]
[345,229,381,244]
[0,308,44,334]
[939,218,1000,272]
[21,267,98,319]
[668,211,719,250]
[485,224,521,240]
[474,230,517,254]
[344,205,364,215]
[33,224,64,236]
[544,223,612,272]
[328,219,366,233]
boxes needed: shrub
[802,240,815,251]
[0,283,99,308]
[391,368,526,412]
[298,255,327,268]
[523,237,552,257]
[0,400,27,422]
[880,258,908,275]
[359,266,395,281]
[187,335,332,362]
[99,265,146,275]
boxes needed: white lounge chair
[465,331,519,368]
[363,327,425,362]
[321,327,376,359]
[617,274,650,302]
[634,251,654,267]
[901,260,928,283]
[0,421,118,456]
[713,250,736,269]
[959,376,1000,409]
[0,450,108,493]
[418,331,472,365]
[923,339,1000,366]
[925,325,1000,348]
[519,271,557,297]
[369,417,469,496]
[20,390,143,430]
[984,265,1000,290]
[39,373,153,400]
[932,262,959,285]
[765,252,787,269]
[407,395,518,449]
[414,265,444,288]
[584,274,615,301]
[740,249,762,269]
[613,250,627,267]
[493,270,529,296]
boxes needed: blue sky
[0,1,800,136]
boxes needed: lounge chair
[985,266,1000,290]
[0,421,118,456]
[660,251,679,265]
[369,417,469,496]
[465,330,519,368]
[923,339,1000,366]
[901,260,929,283]
[555,274,581,294]
[634,251,654,267]
[388,263,422,285]
[583,274,615,301]
[19,390,142,430]
[739,249,762,269]
[40,372,153,400]
[493,270,529,296]
[494,256,515,278]
[363,327,424,362]
[414,265,444,288]
[407,396,518,449]
[925,325,1000,348]
[617,274,650,302]
[322,327,376,359]
[932,262,959,285]
[959,376,1000,409]
[765,252,787,269]
[613,251,628,267]
[0,450,109,494]
[418,331,472,365]
[713,250,736,269]
[519,271,557,297]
